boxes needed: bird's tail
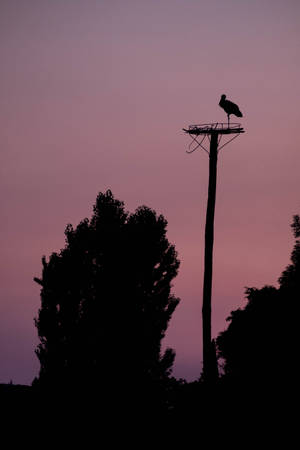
[236,111,243,117]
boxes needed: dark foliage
[217,215,300,389]
[34,190,180,409]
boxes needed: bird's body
[219,94,243,126]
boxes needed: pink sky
[1,0,300,384]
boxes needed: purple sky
[1,0,300,384]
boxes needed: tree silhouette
[216,215,300,389]
[34,190,180,406]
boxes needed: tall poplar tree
[34,190,180,402]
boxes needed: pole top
[183,122,245,154]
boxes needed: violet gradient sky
[1,0,300,385]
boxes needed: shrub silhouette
[34,190,180,407]
[217,215,300,389]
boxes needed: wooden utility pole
[183,122,245,384]
[202,131,218,383]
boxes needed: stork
[219,94,243,127]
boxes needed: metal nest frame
[183,122,245,154]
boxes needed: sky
[1,0,299,385]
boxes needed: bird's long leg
[227,114,230,128]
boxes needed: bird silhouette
[219,94,243,127]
